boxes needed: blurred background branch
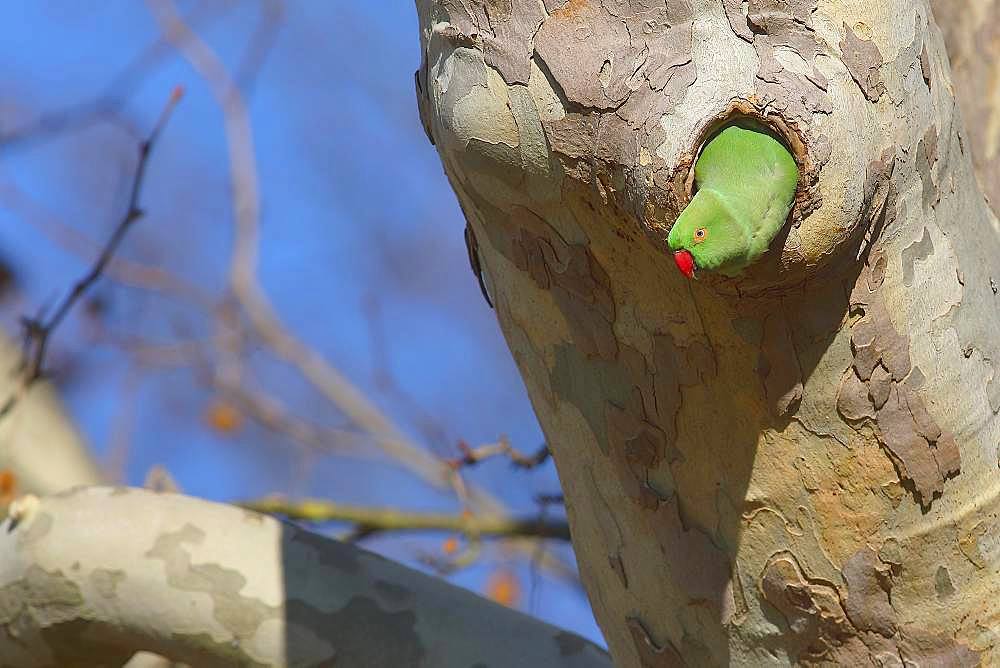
[241,496,571,541]
[0,0,595,640]
[0,85,183,419]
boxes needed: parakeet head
[667,189,751,278]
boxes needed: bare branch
[241,496,572,541]
[448,436,551,470]
[146,0,510,514]
[0,178,212,307]
[0,87,184,420]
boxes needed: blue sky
[0,2,602,646]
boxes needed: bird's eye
[693,227,708,243]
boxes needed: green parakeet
[667,125,799,278]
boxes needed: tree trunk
[414,0,999,665]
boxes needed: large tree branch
[0,486,609,667]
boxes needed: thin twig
[0,178,212,307]
[448,437,551,470]
[0,87,184,420]
[535,493,565,507]
[418,538,484,575]
[242,497,571,541]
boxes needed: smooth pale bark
[415,0,999,665]
[0,486,610,667]
[0,332,102,497]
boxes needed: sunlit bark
[415,0,999,664]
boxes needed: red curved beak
[673,250,696,279]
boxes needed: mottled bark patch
[722,0,753,43]
[932,0,1000,213]
[760,548,981,665]
[435,0,544,85]
[758,312,804,416]
[958,520,990,568]
[626,616,685,667]
[842,547,895,638]
[505,208,617,360]
[840,23,887,103]
[534,0,693,113]
[722,0,832,122]
[603,334,713,509]
[145,523,279,641]
[759,552,857,662]
[916,125,940,211]
[534,2,635,109]
[934,565,956,600]
[286,596,425,667]
[482,0,546,85]
[554,629,588,656]
[842,260,961,509]
[288,522,362,573]
[0,565,127,665]
[837,369,876,422]
[373,579,413,604]
[89,568,126,599]
[898,638,981,667]
[875,384,960,507]
[651,497,732,605]
[606,389,673,508]
[551,344,634,455]
[0,564,84,626]
[529,0,698,229]
[901,227,934,287]
[859,146,897,246]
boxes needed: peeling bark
[415,0,1000,664]
[0,487,610,667]
[840,23,887,103]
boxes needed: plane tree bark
[414,0,999,664]
[3,0,1000,664]
[0,486,610,667]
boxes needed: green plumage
[667,125,799,276]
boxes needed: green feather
[667,125,799,276]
